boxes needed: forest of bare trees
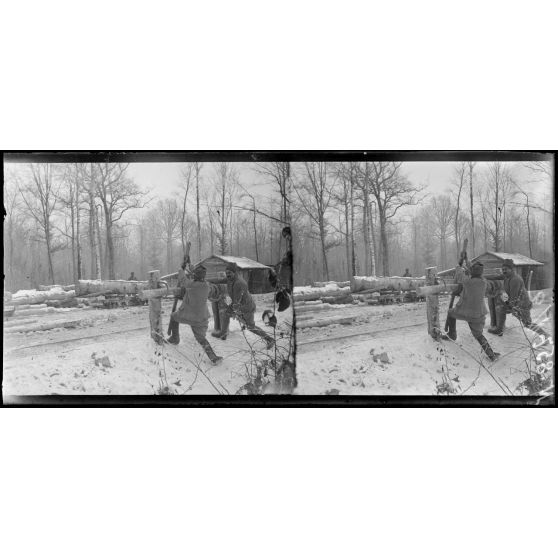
[3,160,554,291]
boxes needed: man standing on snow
[166,264,223,365]
[488,259,549,340]
[445,261,501,362]
[219,262,275,349]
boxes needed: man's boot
[477,334,500,362]
[488,307,506,335]
[203,342,223,365]
[218,311,230,340]
[166,319,180,345]
[446,316,457,341]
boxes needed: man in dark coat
[219,262,275,349]
[166,264,223,364]
[489,259,549,340]
[446,261,501,361]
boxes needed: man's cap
[502,259,515,269]
[471,261,484,268]
[225,262,238,272]
[193,264,206,275]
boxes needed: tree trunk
[45,219,55,284]
[89,164,101,279]
[469,162,475,256]
[252,198,259,261]
[349,169,356,277]
[319,224,329,281]
[368,200,376,276]
[75,173,82,281]
[195,164,202,261]
[105,220,115,279]
[362,198,370,274]
[379,213,390,277]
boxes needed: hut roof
[472,252,544,267]
[199,255,271,270]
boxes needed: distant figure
[128,272,136,281]
[403,268,411,277]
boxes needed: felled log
[76,279,147,296]
[296,315,358,329]
[416,284,458,297]
[13,306,56,317]
[38,284,75,292]
[321,294,353,305]
[4,318,83,334]
[139,286,182,300]
[4,305,16,318]
[312,280,351,288]
[294,303,337,314]
[11,303,48,311]
[293,286,351,302]
[11,289,76,306]
[350,275,426,293]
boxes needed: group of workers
[445,257,550,361]
[163,227,292,365]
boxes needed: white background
[1,2,556,558]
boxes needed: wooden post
[147,269,163,344]
[425,266,440,340]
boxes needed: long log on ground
[417,284,458,297]
[296,315,358,329]
[4,319,83,334]
[39,284,75,291]
[321,294,354,304]
[11,291,76,306]
[76,279,148,296]
[350,275,426,293]
[294,303,338,314]
[312,280,351,288]
[14,306,57,317]
[12,303,48,311]
[293,286,351,302]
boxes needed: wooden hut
[198,255,274,294]
[471,252,547,289]
[437,252,547,289]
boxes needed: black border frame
[2,150,556,407]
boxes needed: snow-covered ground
[3,290,554,399]
[3,294,293,399]
[296,291,554,396]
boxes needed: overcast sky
[127,160,552,202]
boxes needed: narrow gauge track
[4,325,150,355]
[296,320,426,347]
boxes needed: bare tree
[334,163,358,279]
[294,162,337,280]
[158,198,181,272]
[451,162,467,258]
[360,162,424,276]
[3,169,21,290]
[431,195,454,270]
[193,162,203,260]
[468,162,477,256]
[484,162,515,252]
[211,163,238,255]
[179,164,194,257]
[254,162,291,225]
[19,163,63,284]
[91,163,147,279]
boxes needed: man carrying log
[218,262,275,349]
[488,259,550,341]
[166,264,223,365]
[445,261,501,362]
